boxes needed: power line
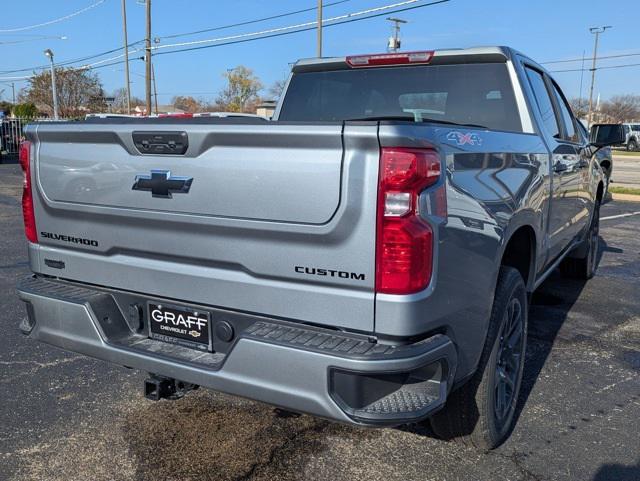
[153,0,450,55]
[0,75,32,81]
[158,0,352,41]
[0,0,106,33]
[0,35,68,46]
[542,51,640,65]
[0,39,144,74]
[550,62,640,73]
[2,0,448,75]
[0,0,349,74]
[2,0,449,82]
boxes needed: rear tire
[560,199,600,280]
[628,139,638,152]
[429,266,527,450]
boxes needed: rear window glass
[278,63,522,132]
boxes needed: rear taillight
[346,51,434,68]
[19,141,37,243]
[375,148,441,294]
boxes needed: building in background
[256,100,277,118]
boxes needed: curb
[611,193,640,202]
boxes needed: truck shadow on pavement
[512,271,587,434]
[592,459,640,481]
[512,237,610,438]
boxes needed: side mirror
[589,123,625,147]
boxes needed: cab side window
[525,67,560,139]
[551,82,579,143]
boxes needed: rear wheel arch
[500,225,537,292]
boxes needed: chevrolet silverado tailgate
[26,120,380,332]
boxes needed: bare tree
[112,87,144,113]
[600,95,640,123]
[569,98,589,119]
[216,66,263,112]
[196,98,222,113]
[22,67,106,118]
[268,79,287,100]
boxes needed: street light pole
[587,26,612,126]
[316,0,323,57]
[121,0,132,114]
[44,49,59,120]
[386,17,407,52]
[145,0,152,116]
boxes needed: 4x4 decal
[447,131,483,146]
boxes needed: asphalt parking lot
[1,161,639,481]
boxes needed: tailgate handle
[132,131,189,155]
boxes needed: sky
[1,0,638,105]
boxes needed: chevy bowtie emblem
[132,170,193,198]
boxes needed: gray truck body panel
[17,46,603,425]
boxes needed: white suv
[622,123,640,151]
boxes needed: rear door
[524,66,582,261]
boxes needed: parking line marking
[601,211,640,221]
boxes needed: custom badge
[446,131,483,146]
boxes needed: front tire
[628,139,638,152]
[430,266,527,450]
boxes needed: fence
[0,117,57,160]
[0,117,28,157]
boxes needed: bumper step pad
[359,384,439,416]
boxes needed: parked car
[193,112,268,120]
[622,122,640,151]
[157,112,268,120]
[85,113,138,119]
[17,46,623,450]
[583,123,613,196]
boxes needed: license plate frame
[148,302,211,350]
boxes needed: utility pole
[578,50,585,117]
[316,0,323,58]
[145,0,152,116]
[11,82,15,105]
[152,62,159,115]
[386,17,407,52]
[587,26,612,126]
[44,49,59,120]
[121,0,131,114]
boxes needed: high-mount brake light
[19,141,38,244]
[346,51,434,68]
[375,147,441,294]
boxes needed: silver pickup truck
[16,46,623,449]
